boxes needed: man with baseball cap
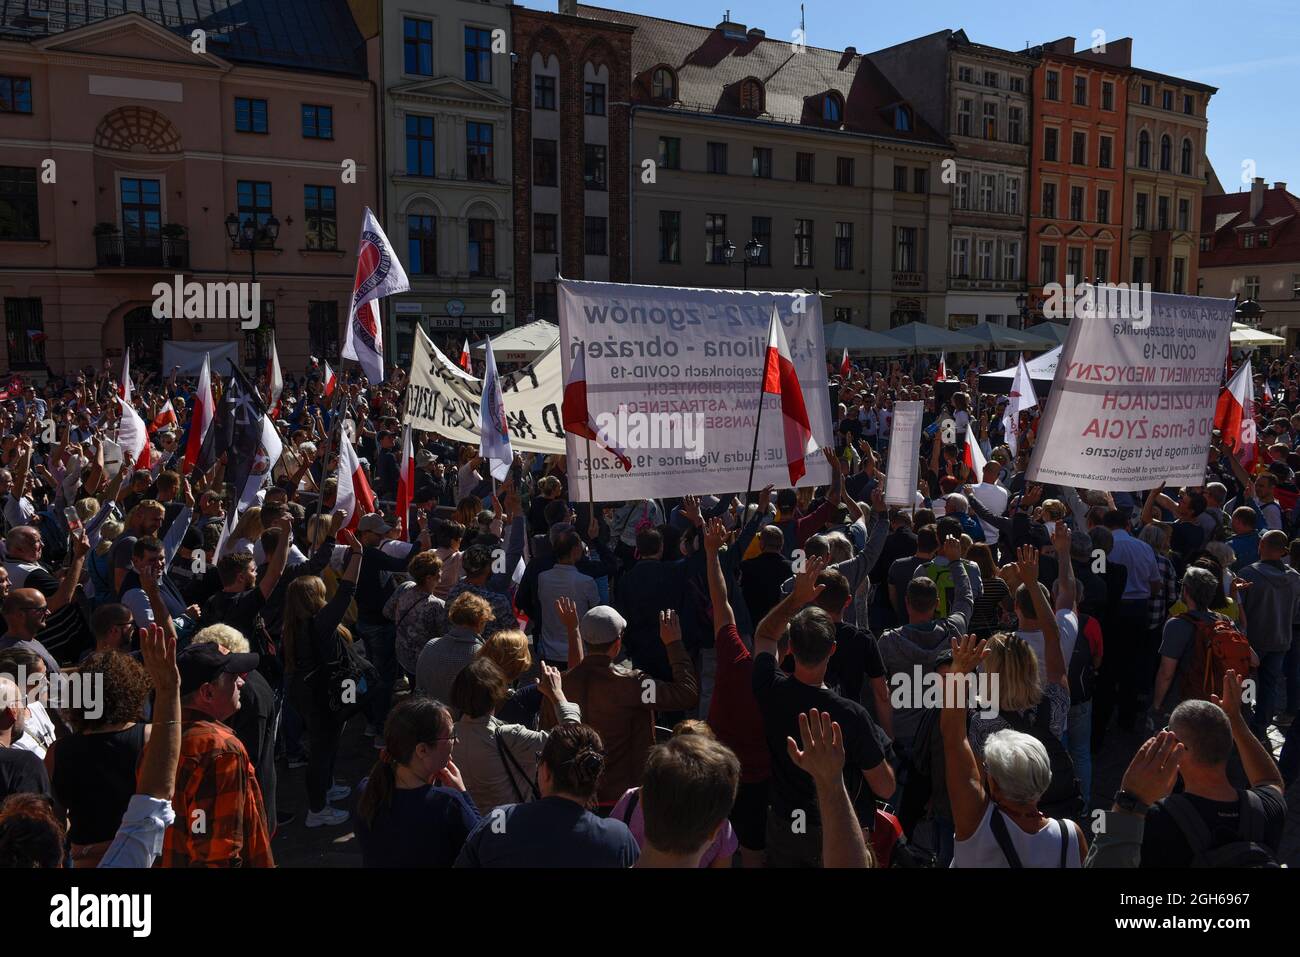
[553,606,698,813]
[160,643,274,867]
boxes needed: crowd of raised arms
[0,350,1296,869]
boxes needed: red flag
[962,428,987,479]
[323,361,337,398]
[395,424,415,535]
[148,400,177,435]
[335,434,376,531]
[761,306,817,485]
[183,353,214,473]
[459,338,472,372]
[1215,358,1257,468]
[839,348,851,379]
[119,348,132,402]
[562,348,632,471]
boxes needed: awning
[879,321,988,354]
[473,320,560,362]
[978,346,1062,395]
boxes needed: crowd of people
[0,349,1295,869]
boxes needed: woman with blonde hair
[226,504,263,557]
[386,549,446,677]
[477,628,539,721]
[452,495,482,532]
[284,529,365,828]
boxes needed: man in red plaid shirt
[160,643,274,867]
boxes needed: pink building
[0,3,378,376]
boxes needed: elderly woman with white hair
[943,634,1088,868]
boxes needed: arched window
[739,78,763,113]
[123,306,172,371]
[823,92,842,124]
[651,66,676,101]
[1159,134,1171,172]
[1137,130,1150,168]
[1180,138,1193,176]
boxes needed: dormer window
[823,92,843,124]
[739,78,763,113]
[894,105,912,131]
[651,66,677,101]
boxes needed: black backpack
[1160,791,1280,868]
[1000,698,1084,820]
[1067,613,1096,705]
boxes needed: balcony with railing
[94,233,190,269]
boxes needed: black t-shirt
[752,651,885,825]
[355,782,481,868]
[1140,786,1287,867]
[201,588,267,652]
[0,746,50,801]
[825,621,885,705]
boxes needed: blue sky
[527,0,1300,192]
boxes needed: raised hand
[949,633,988,676]
[786,709,845,787]
[1118,730,1185,806]
[537,661,565,701]
[791,554,830,606]
[554,596,579,632]
[1015,543,1040,584]
[703,516,727,554]
[1210,669,1245,723]
[139,622,178,695]
[658,608,683,646]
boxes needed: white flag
[343,207,410,384]
[1002,355,1038,457]
[238,415,283,511]
[479,339,513,482]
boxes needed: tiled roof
[1200,187,1300,267]
[0,0,367,77]
[576,4,949,147]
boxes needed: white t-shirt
[14,699,56,759]
[1016,610,1079,684]
[971,482,1010,545]
[953,802,1083,868]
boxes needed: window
[914,168,929,195]
[657,136,680,169]
[408,214,436,274]
[1074,75,1088,106]
[1010,76,1025,93]
[1070,186,1084,221]
[1260,231,1270,247]
[705,213,727,263]
[406,115,435,176]
[585,216,607,256]
[658,211,680,262]
[958,66,973,83]
[403,18,433,76]
[1293,274,1300,298]
[1045,70,1060,100]
[752,147,772,178]
[1101,81,1114,111]
[1008,107,1023,144]
[1071,131,1086,165]
[1181,138,1193,176]
[1140,84,1152,106]
[823,93,843,124]
[467,122,494,181]
[1158,195,1169,230]
[1067,247,1084,284]
[796,153,815,182]
[583,144,607,190]
[1044,127,1058,162]
[836,157,854,187]
[954,171,970,209]
[468,219,494,276]
[984,70,999,88]
[533,282,558,320]
[1183,94,1194,116]
[977,239,993,280]
[751,216,771,265]
[1042,182,1056,218]
[302,104,333,139]
[894,106,911,131]
[952,237,970,277]
[1098,135,1113,169]
[1135,193,1148,229]
[957,98,973,136]
[1178,198,1190,232]
[652,67,676,100]
[0,76,32,114]
[834,307,852,323]
[303,185,337,250]
[1097,189,1110,224]
[1132,257,1145,284]
[979,174,995,211]
[534,74,556,110]
[1245,275,1260,299]
[4,298,43,368]
[533,139,557,187]
[1154,257,1163,290]
[1094,248,1109,284]
[1173,257,1185,294]
[1005,177,1020,214]
[1243,232,1256,249]
[1039,245,1057,285]
[120,178,161,254]
[1159,135,1171,172]
[895,227,917,272]
[894,165,908,192]
[1162,90,1174,111]
[1200,237,1212,252]
[533,213,557,253]
[584,82,606,116]
[794,219,813,267]
[1138,130,1151,169]
[0,166,38,239]
[465,27,492,83]
[983,102,998,139]
[707,142,727,174]
[236,180,273,241]
[309,301,340,363]
[234,97,267,133]
[1003,241,1020,281]
[739,79,763,113]
[834,222,853,270]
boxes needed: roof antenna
[801,4,806,36]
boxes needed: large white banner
[162,341,239,377]
[1027,290,1235,490]
[557,279,833,500]
[403,326,565,454]
[884,401,923,506]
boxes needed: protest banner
[1027,289,1235,490]
[884,400,924,506]
[556,279,834,500]
[404,326,565,455]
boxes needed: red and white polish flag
[839,347,851,379]
[183,352,214,473]
[963,428,987,479]
[116,395,150,470]
[323,361,337,398]
[1215,357,1257,468]
[335,432,376,531]
[395,423,415,535]
[148,400,177,435]
[266,336,284,416]
[936,352,947,382]
[459,338,472,372]
[562,346,632,471]
[761,305,818,486]
[119,348,132,403]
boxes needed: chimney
[844,45,857,56]
[558,0,576,15]
[1250,177,1266,220]
[1276,181,1288,194]
[747,27,765,42]
[717,13,747,39]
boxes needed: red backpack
[1178,613,1253,702]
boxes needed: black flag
[216,361,266,512]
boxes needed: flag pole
[745,310,774,504]
[584,436,596,514]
